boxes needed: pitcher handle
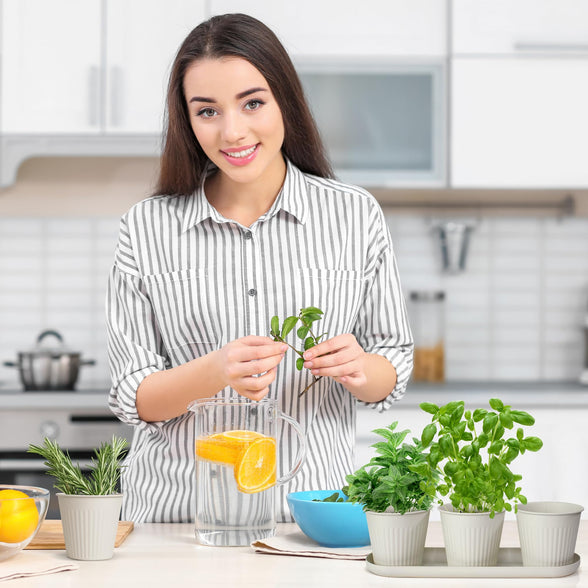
[276,410,306,486]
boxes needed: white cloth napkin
[251,530,371,560]
[0,551,78,582]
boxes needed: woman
[106,13,413,523]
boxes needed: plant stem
[299,376,322,396]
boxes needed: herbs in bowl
[286,490,370,547]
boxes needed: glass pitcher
[188,397,306,546]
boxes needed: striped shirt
[106,159,413,523]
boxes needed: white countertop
[10,521,587,587]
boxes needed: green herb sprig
[28,436,128,495]
[419,398,543,517]
[312,491,345,503]
[343,422,439,514]
[270,306,327,396]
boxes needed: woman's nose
[221,111,246,143]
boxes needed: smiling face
[183,57,286,190]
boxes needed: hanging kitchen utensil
[3,330,96,391]
[431,219,476,274]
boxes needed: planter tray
[366,549,580,578]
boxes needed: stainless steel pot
[3,330,96,391]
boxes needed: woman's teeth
[225,145,257,158]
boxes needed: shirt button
[248,288,257,297]
[244,231,252,240]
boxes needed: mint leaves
[343,422,439,514]
[270,306,327,396]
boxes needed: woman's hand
[302,333,368,389]
[214,336,287,401]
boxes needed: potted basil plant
[343,422,439,566]
[28,436,128,561]
[420,398,543,567]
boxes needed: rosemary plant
[28,436,128,495]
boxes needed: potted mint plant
[28,436,128,561]
[343,422,439,566]
[420,398,543,566]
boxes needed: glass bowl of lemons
[0,485,50,561]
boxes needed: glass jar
[410,290,445,382]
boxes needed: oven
[0,394,134,519]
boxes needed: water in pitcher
[195,431,277,546]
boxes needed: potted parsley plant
[343,422,439,566]
[420,398,543,567]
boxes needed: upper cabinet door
[451,58,588,188]
[453,0,588,55]
[209,0,447,57]
[1,0,102,133]
[105,0,206,134]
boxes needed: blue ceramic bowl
[286,490,369,547]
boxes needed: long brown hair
[154,13,334,197]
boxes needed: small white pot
[366,509,430,566]
[57,493,123,561]
[516,501,583,567]
[439,504,505,566]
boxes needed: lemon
[0,489,39,543]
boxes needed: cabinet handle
[89,66,100,127]
[109,66,123,128]
[513,42,588,53]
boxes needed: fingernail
[304,361,312,369]
[303,351,310,360]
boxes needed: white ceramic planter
[516,501,583,567]
[439,504,505,566]
[57,493,123,561]
[366,509,430,566]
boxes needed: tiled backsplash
[0,214,587,390]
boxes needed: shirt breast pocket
[143,268,217,364]
[296,267,364,337]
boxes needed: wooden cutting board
[25,520,134,550]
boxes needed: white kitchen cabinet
[1,0,102,133]
[208,0,447,57]
[451,57,588,188]
[105,1,205,133]
[452,0,588,55]
[1,0,205,135]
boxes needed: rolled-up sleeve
[353,204,414,412]
[105,215,167,433]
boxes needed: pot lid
[24,330,76,354]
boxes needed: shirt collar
[180,158,309,233]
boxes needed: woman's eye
[197,108,217,118]
[245,99,264,111]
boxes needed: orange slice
[234,437,276,494]
[195,437,241,465]
[195,430,265,466]
[222,430,264,442]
